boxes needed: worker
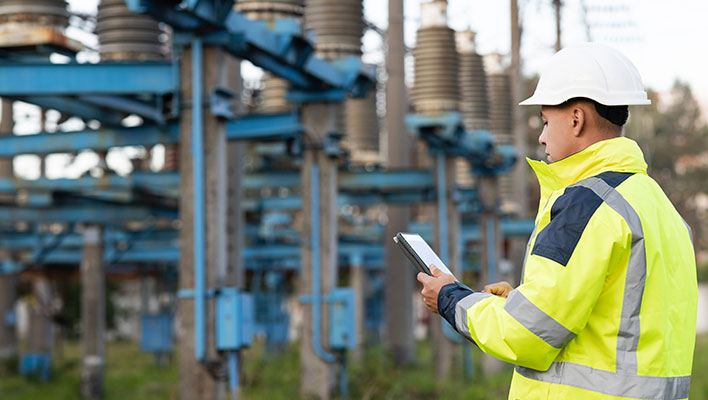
[417,43,697,400]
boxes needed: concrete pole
[510,0,530,285]
[226,55,245,290]
[384,0,415,366]
[177,44,230,400]
[300,102,339,400]
[26,276,54,356]
[553,0,562,52]
[81,226,105,400]
[431,155,461,379]
[478,176,505,373]
[0,98,16,362]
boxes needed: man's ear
[571,106,586,137]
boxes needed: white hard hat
[520,43,651,106]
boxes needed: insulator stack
[97,0,166,61]
[486,53,513,145]
[455,30,489,188]
[343,90,379,154]
[236,0,305,20]
[411,1,459,115]
[304,0,363,58]
[485,53,516,212]
[305,0,377,162]
[236,0,305,113]
[457,30,490,131]
[0,0,68,28]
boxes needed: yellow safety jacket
[438,136,697,399]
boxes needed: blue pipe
[486,217,497,283]
[191,37,206,361]
[227,351,239,400]
[310,163,336,363]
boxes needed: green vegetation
[2,334,708,399]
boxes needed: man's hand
[483,281,514,298]
[416,265,457,314]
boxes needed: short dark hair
[562,97,629,126]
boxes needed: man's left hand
[417,265,457,314]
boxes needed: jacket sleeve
[439,196,630,371]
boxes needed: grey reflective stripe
[454,292,493,340]
[516,363,691,400]
[574,177,645,374]
[504,289,575,349]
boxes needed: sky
[12,0,708,179]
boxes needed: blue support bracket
[405,112,517,174]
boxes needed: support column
[431,154,460,379]
[26,276,53,357]
[300,102,339,400]
[478,176,505,373]
[0,98,16,363]
[178,43,230,400]
[81,226,105,400]
[383,0,415,366]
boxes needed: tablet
[393,232,453,276]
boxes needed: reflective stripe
[454,292,492,340]
[574,177,645,374]
[516,363,691,400]
[504,289,575,349]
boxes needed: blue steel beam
[81,95,166,124]
[0,125,179,156]
[17,96,125,126]
[243,170,434,191]
[0,63,177,96]
[226,112,303,141]
[0,204,177,223]
[0,173,179,193]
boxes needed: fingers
[417,272,430,284]
[430,264,443,277]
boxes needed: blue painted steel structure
[0,0,533,392]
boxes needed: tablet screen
[401,233,453,275]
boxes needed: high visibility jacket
[438,137,697,400]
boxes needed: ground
[1,334,707,399]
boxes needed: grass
[1,334,707,399]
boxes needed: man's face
[538,105,577,163]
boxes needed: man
[417,43,697,399]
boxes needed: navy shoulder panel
[595,171,634,188]
[531,186,603,266]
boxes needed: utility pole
[384,0,415,366]
[300,102,340,400]
[81,226,105,400]
[510,0,528,218]
[553,0,562,51]
[177,43,230,400]
[0,98,16,364]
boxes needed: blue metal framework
[0,0,533,392]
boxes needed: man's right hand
[483,281,514,298]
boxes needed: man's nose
[538,130,546,146]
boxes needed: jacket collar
[527,136,648,205]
